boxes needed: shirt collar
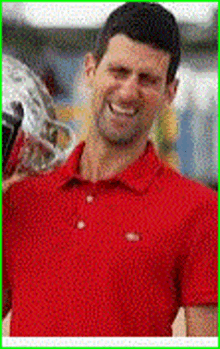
[56,140,162,193]
[114,141,162,192]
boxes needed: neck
[79,128,148,182]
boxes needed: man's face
[86,34,178,146]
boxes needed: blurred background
[2,1,218,337]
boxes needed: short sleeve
[179,190,218,306]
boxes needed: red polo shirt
[3,141,217,337]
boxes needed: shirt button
[125,232,140,242]
[77,220,86,229]
[86,195,94,203]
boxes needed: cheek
[94,71,118,96]
[143,89,165,112]
[90,87,107,118]
[91,83,103,106]
[92,81,115,109]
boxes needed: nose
[118,75,140,102]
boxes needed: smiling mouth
[108,102,138,117]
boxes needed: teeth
[110,103,136,116]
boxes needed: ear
[164,78,179,105]
[84,53,97,86]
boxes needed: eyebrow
[107,63,131,72]
[139,72,162,82]
[107,63,162,81]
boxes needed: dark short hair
[93,2,181,84]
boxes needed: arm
[3,289,12,320]
[179,190,218,337]
[185,305,218,337]
[2,175,23,319]
[2,174,24,192]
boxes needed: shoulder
[4,142,82,207]
[158,165,217,261]
[4,168,64,209]
[161,163,217,206]
[6,143,80,197]
[154,163,218,234]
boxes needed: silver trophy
[2,54,76,178]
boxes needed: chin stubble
[97,116,143,146]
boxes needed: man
[3,3,217,337]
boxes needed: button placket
[76,193,95,230]
[76,184,98,231]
